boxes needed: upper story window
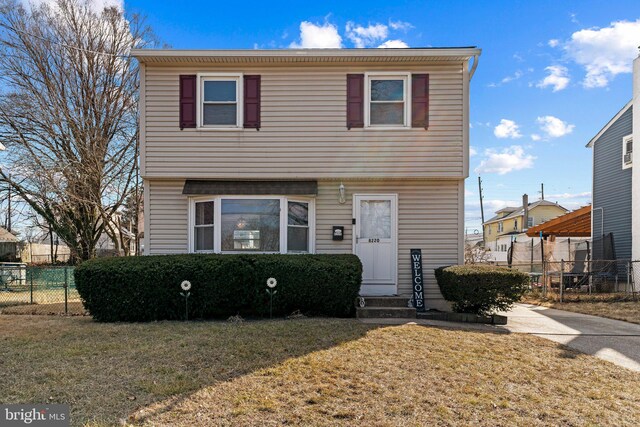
[623,134,633,169]
[498,221,503,233]
[365,73,410,128]
[197,74,242,129]
[527,216,534,228]
[514,219,518,230]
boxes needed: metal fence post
[560,259,564,303]
[29,267,33,304]
[64,267,68,315]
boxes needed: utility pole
[6,174,11,232]
[478,176,485,224]
[540,183,544,200]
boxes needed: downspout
[469,53,480,80]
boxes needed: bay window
[189,196,314,253]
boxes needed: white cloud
[530,134,541,141]
[536,115,575,138]
[546,191,591,199]
[389,20,413,31]
[494,119,523,139]
[346,22,388,48]
[378,39,409,48]
[548,39,560,47]
[21,0,122,12]
[469,146,478,157]
[474,146,535,175]
[564,19,640,88]
[537,65,570,92]
[501,70,523,84]
[465,189,474,197]
[289,21,342,49]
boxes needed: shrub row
[75,254,362,322]
[435,265,529,315]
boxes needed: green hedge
[434,265,528,315]
[75,254,362,322]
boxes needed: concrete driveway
[501,303,640,372]
[361,303,640,372]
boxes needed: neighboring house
[483,194,568,261]
[586,101,633,260]
[587,52,640,262]
[0,226,19,261]
[132,47,481,310]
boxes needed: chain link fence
[0,263,78,313]
[491,260,639,302]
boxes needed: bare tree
[0,0,155,261]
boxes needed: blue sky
[37,0,640,233]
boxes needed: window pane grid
[368,76,407,126]
[201,78,239,127]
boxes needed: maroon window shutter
[244,75,261,129]
[411,74,429,129]
[179,75,197,129]
[346,74,364,129]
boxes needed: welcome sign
[410,249,426,312]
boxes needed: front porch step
[355,296,412,308]
[356,307,417,319]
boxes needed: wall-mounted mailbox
[332,226,344,241]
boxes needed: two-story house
[132,48,481,310]
[483,194,568,261]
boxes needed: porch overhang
[182,180,318,196]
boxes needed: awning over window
[182,180,318,196]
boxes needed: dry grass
[0,301,87,316]
[0,288,81,307]
[2,316,640,426]
[523,292,640,324]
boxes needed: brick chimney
[522,194,529,230]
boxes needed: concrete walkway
[360,303,640,372]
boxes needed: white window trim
[622,134,633,170]
[188,195,315,254]
[498,221,503,233]
[196,73,243,130]
[364,72,411,130]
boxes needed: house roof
[525,205,591,237]
[483,200,568,225]
[131,47,482,64]
[0,227,18,243]
[586,100,632,148]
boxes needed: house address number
[368,238,380,243]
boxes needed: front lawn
[1,316,640,426]
[523,292,640,324]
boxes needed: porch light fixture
[338,182,346,204]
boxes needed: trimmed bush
[75,254,362,322]
[435,265,528,315]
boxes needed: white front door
[353,194,398,295]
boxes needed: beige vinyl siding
[147,180,188,254]
[142,63,464,179]
[316,179,460,305]
[146,178,461,307]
